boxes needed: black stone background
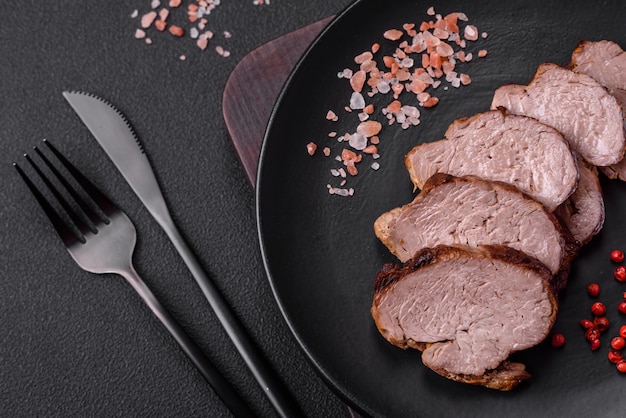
[0,1,354,416]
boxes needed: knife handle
[161,221,305,418]
[121,266,256,418]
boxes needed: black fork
[14,140,256,418]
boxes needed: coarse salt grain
[350,92,365,110]
[169,25,184,36]
[141,11,157,28]
[383,29,404,41]
[197,37,208,50]
[464,25,478,41]
[215,45,230,57]
[348,133,368,150]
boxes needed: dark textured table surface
[0,1,354,417]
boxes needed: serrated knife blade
[62,92,171,224]
[63,91,303,418]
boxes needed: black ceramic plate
[257,1,626,416]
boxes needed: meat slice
[491,63,625,167]
[374,173,575,290]
[570,40,626,180]
[555,158,605,245]
[371,245,558,391]
[570,40,626,111]
[404,109,578,211]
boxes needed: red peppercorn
[620,325,626,339]
[551,333,566,348]
[591,302,607,316]
[587,283,600,297]
[594,316,610,332]
[611,249,625,263]
[618,301,626,314]
[608,350,623,364]
[586,328,601,342]
[615,266,626,282]
[590,338,601,351]
[580,319,594,330]
[611,336,626,350]
[617,360,626,373]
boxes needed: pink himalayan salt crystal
[356,120,382,137]
[348,133,367,150]
[326,110,338,121]
[354,51,373,64]
[383,29,403,41]
[464,25,479,41]
[197,37,208,50]
[141,11,157,28]
[349,92,365,110]
[350,70,366,93]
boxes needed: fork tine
[43,139,117,219]
[34,144,101,231]
[24,152,96,239]
[13,162,84,246]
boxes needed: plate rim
[255,0,376,415]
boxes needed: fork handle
[120,267,256,418]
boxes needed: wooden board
[223,16,334,187]
[223,16,365,418]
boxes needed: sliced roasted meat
[374,173,575,288]
[570,40,626,180]
[570,40,626,111]
[491,63,625,167]
[555,158,605,245]
[371,245,558,391]
[404,109,578,211]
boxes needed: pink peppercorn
[591,302,607,316]
[615,266,626,282]
[587,283,600,297]
[551,333,566,348]
[608,350,623,364]
[611,336,626,351]
[610,249,625,263]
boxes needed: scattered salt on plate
[308,5,490,197]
